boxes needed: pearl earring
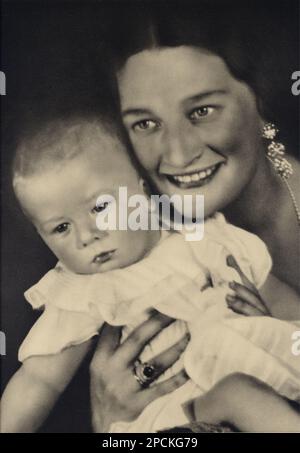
[262,122,300,225]
[262,123,293,179]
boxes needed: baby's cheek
[52,242,79,269]
[41,236,61,259]
[122,230,150,263]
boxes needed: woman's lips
[93,250,116,264]
[165,162,223,188]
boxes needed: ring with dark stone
[133,359,156,388]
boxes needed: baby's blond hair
[12,114,130,183]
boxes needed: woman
[90,2,300,432]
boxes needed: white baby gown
[18,213,300,432]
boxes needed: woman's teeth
[171,165,218,184]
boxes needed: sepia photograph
[1,0,299,435]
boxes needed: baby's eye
[189,106,215,121]
[92,201,110,213]
[53,223,69,234]
[132,119,160,133]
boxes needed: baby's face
[15,127,158,274]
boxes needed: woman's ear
[256,96,270,129]
[259,117,266,134]
[256,106,267,134]
[257,98,264,116]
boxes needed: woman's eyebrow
[184,89,228,104]
[122,90,228,117]
[122,107,153,117]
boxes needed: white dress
[18,213,300,432]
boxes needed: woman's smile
[159,149,227,189]
[164,162,224,189]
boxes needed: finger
[226,255,257,292]
[94,323,123,359]
[228,282,269,314]
[118,313,175,366]
[144,369,189,402]
[147,333,190,378]
[226,295,264,316]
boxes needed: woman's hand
[226,255,271,316]
[90,312,190,432]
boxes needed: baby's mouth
[93,250,116,264]
[165,162,223,188]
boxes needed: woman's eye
[132,119,160,133]
[53,223,69,234]
[189,106,214,121]
[92,201,110,213]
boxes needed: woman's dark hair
[109,1,258,88]
[102,0,299,151]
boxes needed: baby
[1,114,300,433]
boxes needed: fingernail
[226,295,235,303]
[227,255,235,266]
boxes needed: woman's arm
[260,274,300,320]
[1,340,92,433]
[192,373,300,432]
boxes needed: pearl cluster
[263,123,293,180]
[266,141,293,179]
[262,123,279,140]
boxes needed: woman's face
[118,46,264,218]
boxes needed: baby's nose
[77,222,107,249]
[81,234,99,248]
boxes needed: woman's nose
[161,125,205,169]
